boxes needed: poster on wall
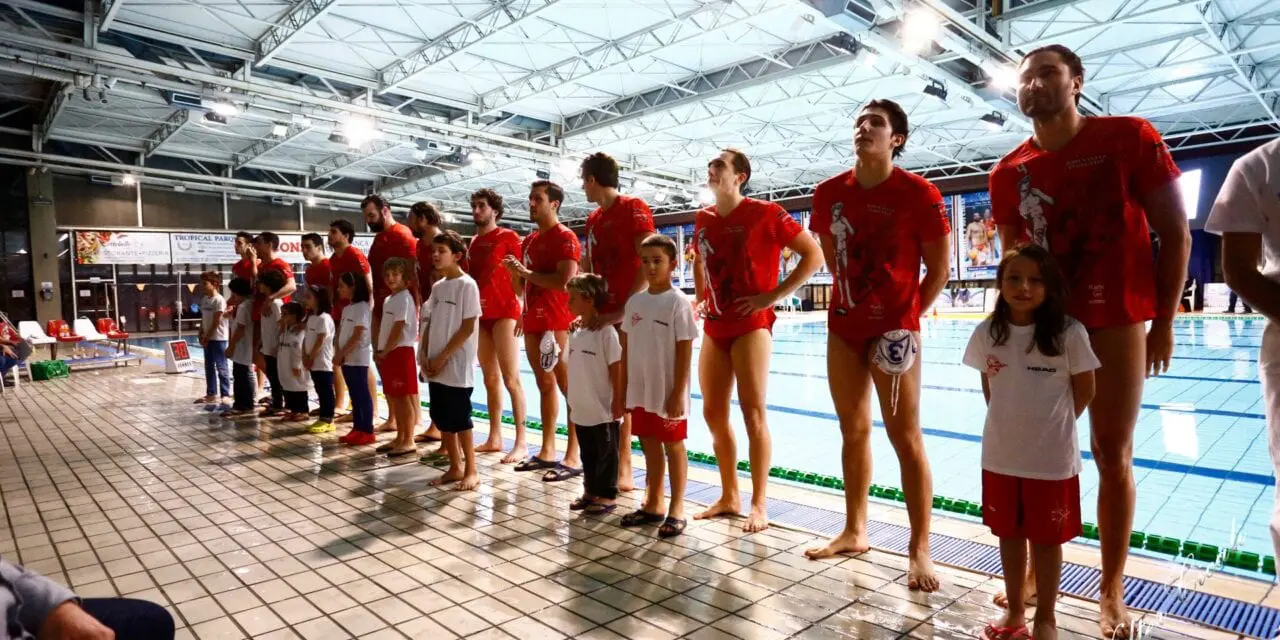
[918,196,961,281]
[656,224,681,287]
[779,211,805,282]
[958,191,999,281]
[75,231,171,265]
[679,223,695,289]
[170,233,240,264]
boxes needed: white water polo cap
[539,332,560,371]
[871,329,918,415]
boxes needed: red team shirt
[810,167,950,342]
[368,223,417,313]
[521,224,581,333]
[468,227,523,321]
[253,257,294,321]
[231,257,257,283]
[693,198,802,340]
[328,245,370,322]
[990,116,1180,329]
[305,259,331,292]
[584,195,655,315]
[416,236,437,302]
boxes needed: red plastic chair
[97,318,131,354]
[47,319,83,359]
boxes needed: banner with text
[958,190,999,281]
[75,231,171,265]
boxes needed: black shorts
[428,382,474,432]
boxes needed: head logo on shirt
[985,355,1007,377]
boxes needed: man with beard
[408,201,446,447]
[989,44,1190,638]
[364,195,419,442]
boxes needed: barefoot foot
[476,440,503,454]
[694,499,740,521]
[804,530,870,560]
[907,554,940,592]
[1099,594,1132,639]
[742,506,769,533]
[429,471,464,487]
[993,583,1038,609]
[454,474,480,491]
[500,445,526,464]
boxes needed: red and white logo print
[631,313,642,327]
[985,355,1007,376]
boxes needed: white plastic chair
[18,321,55,359]
[74,318,110,355]
[776,294,801,313]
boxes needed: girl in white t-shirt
[303,286,336,434]
[223,277,257,416]
[335,272,375,446]
[276,302,311,421]
[962,243,1100,640]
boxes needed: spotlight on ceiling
[654,189,669,203]
[328,132,349,145]
[535,169,550,180]
[271,123,289,138]
[121,174,136,186]
[172,184,186,192]
[980,111,1007,130]
[901,8,940,54]
[203,112,228,125]
[306,196,317,207]
[983,62,1019,91]
[923,79,948,101]
[467,150,487,170]
[209,102,238,116]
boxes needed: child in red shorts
[962,243,1099,640]
[620,234,698,538]
[375,257,420,458]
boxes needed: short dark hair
[235,231,254,244]
[228,277,253,297]
[432,230,467,257]
[200,271,222,288]
[470,188,504,219]
[329,219,355,243]
[641,233,678,263]
[301,232,324,249]
[382,257,413,277]
[722,148,752,194]
[863,99,909,159]
[567,273,608,309]
[338,271,370,304]
[410,201,442,226]
[307,285,331,315]
[580,152,620,189]
[259,269,286,293]
[361,194,389,213]
[531,180,564,208]
[1023,44,1085,106]
[255,231,280,250]
[280,302,304,321]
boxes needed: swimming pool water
[132,315,1276,557]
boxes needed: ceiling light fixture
[923,79,948,101]
[306,196,317,206]
[271,123,289,137]
[983,62,1018,91]
[654,189,669,203]
[203,112,227,125]
[467,150,487,170]
[328,131,349,145]
[121,174,136,186]
[901,8,940,54]
[980,111,1007,130]
[209,102,238,116]
[173,184,186,192]
[342,115,381,148]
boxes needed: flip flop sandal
[375,443,396,453]
[570,497,590,511]
[542,464,583,483]
[658,517,686,538]
[979,623,1031,640]
[414,432,442,443]
[620,509,666,527]
[387,448,418,458]
[584,503,618,516]
[514,457,558,472]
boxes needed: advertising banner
[352,235,373,255]
[75,231,171,265]
[170,233,239,264]
[656,224,682,287]
[679,223,695,289]
[958,191,999,281]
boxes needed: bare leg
[552,330,580,469]
[693,337,740,521]
[476,325,509,454]
[1090,324,1144,639]
[617,412,635,492]
[868,340,938,591]
[334,361,347,412]
[525,331,560,462]
[665,441,687,521]
[1030,543,1062,640]
[730,330,773,533]
[989,537,1029,634]
[392,396,417,453]
[430,433,463,486]
[640,437,666,515]
[375,367,395,432]
[806,333,874,560]
[993,545,1037,608]
[495,319,528,462]
[456,431,479,491]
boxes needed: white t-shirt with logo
[338,302,373,367]
[378,289,418,351]
[568,326,622,427]
[622,287,699,418]
[1206,138,1280,284]
[260,299,283,357]
[421,275,481,388]
[201,294,228,342]
[962,318,1100,480]
[230,302,254,366]
[305,313,335,372]
[276,328,309,392]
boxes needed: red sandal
[980,622,1031,640]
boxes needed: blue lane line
[770,347,1257,365]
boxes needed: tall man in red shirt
[580,152,655,491]
[801,100,949,594]
[469,189,529,464]
[364,195,420,437]
[990,45,1189,637]
[408,201,446,445]
[328,219,372,422]
[231,232,263,394]
[503,181,582,480]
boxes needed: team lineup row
[191,42,1197,640]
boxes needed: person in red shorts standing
[691,149,822,533]
[503,180,582,481]
[801,100,950,595]
[580,152,655,492]
[328,219,372,423]
[365,195,420,436]
[468,189,529,464]
[409,201,446,446]
[989,44,1190,637]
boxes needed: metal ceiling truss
[378,0,562,95]
[38,82,68,144]
[255,0,342,68]
[478,0,780,113]
[1196,0,1280,128]
[312,138,406,179]
[141,107,192,156]
[232,122,311,169]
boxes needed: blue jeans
[203,340,231,398]
[81,597,175,639]
[0,352,17,378]
[343,364,373,433]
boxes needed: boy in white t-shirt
[196,271,230,405]
[223,277,257,417]
[1206,137,1280,563]
[256,270,287,418]
[303,286,336,434]
[419,231,482,491]
[566,273,624,515]
[376,258,420,458]
[620,234,698,538]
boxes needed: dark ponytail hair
[989,243,1069,357]
[339,271,370,304]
